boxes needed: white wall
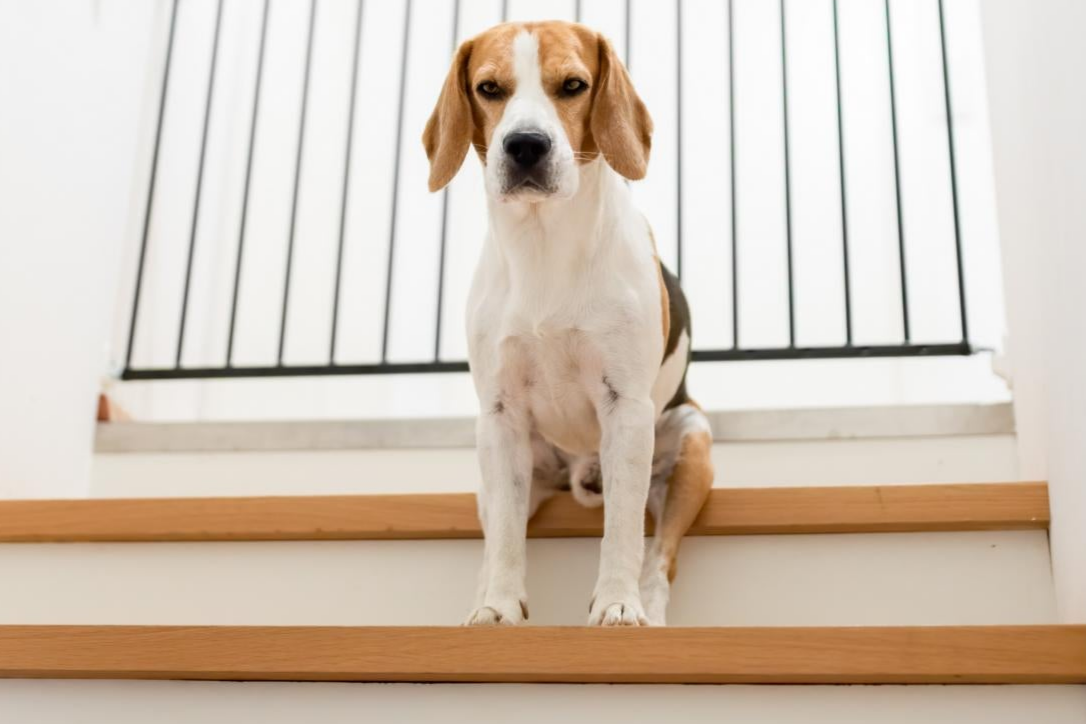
[91,434,1020,498]
[0,531,1055,626]
[980,0,1086,622]
[0,1,162,497]
[3,681,1085,724]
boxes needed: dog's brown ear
[423,40,474,192]
[590,34,653,180]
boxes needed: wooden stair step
[0,482,1048,542]
[0,625,1082,684]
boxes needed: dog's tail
[568,455,604,508]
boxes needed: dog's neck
[484,160,632,285]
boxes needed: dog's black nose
[503,131,551,169]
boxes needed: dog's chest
[504,326,604,457]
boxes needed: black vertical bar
[831,0,853,346]
[125,0,180,370]
[176,0,225,367]
[227,0,271,366]
[575,0,582,23]
[884,0,910,342]
[729,0,738,349]
[937,0,968,343]
[501,0,508,22]
[278,0,318,365]
[330,0,365,363]
[381,0,412,362]
[780,0,795,347]
[434,0,460,363]
[675,0,682,280]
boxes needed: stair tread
[0,624,1082,684]
[0,482,1048,542]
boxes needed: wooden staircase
[1,482,1081,685]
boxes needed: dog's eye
[561,78,588,96]
[477,81,502,99]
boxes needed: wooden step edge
[0,482,1049,543]
[0,625,1082,684]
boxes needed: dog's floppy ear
[423,40,475,192]
[590,34,653,180]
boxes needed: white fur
[465,30,682,627]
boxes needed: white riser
[91,435,1019,498]
[0,531,1054,626]
[1,681,1083,723]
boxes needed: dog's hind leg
[640,402,714,626]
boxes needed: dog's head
[422,21,653,202]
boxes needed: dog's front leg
[465,401,533,626]
[589,393,655,626]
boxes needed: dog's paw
[639,566,670,626]
[588,595,647,627]
[464,599,528,626]
[638,578,668,626]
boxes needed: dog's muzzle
[501,129,556,196]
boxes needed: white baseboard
[94,402,1014,453]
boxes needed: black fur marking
[491,399,505,415]
[602,375,621,412]
[660,260,693,411]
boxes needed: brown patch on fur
[422,22,652,190]
[647,226,670,350]
[654,427,713,582]
[656,263,670,350]
[422,39,476,192]
[531,23,598,163]
[463,25,519,167]
[659,261,692,409]
[589,32,653,179]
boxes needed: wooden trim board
[0,483,1048,542]
[0,625,1082,684]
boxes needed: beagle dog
[423,21,714,626]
